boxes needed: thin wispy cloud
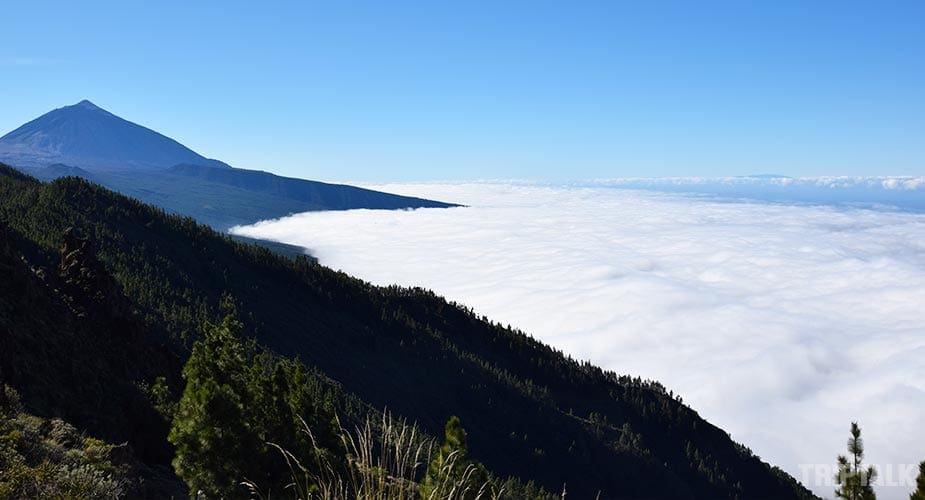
[233,182,925,499]
[0,57,69,67]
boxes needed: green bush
[0,386,131,498]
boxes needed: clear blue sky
[1,1,923,181]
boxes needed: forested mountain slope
[0,164,816,498]
[21,162,459,230]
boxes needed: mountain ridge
[0,101,457,230]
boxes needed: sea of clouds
[233,180,925,499]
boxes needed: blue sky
[1,0,923,181]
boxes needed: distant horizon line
[354,175,925,190]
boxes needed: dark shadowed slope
[167,163,454,210]
[20,163,459,230]
[0,100,229,170]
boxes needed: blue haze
[583,177,925,212]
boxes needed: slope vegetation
[0,164,815,498]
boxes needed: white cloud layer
[233,183,925,499]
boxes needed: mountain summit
[0,100,229,170]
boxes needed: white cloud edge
[232,183,925,499]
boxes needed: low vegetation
[0,386,131,498]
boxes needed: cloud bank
[233,182,925,499]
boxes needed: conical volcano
[0,100,228,170]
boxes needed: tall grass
[242,411,501,500]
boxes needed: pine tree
[168,314,260,498]
[834,422,877,500]
[911,461,925,500]
[421,416,489,500]
[168,310,342,497]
